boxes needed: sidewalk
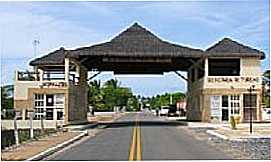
[87,112,124,123]
[1,131,81,161]
[214,123,271,139]
[185,122,271,159]
[185,121,271,139]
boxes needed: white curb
[26,131,88,161]
[206,130,228,140]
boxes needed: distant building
[176,101,186,112]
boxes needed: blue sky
[0,0,269,96]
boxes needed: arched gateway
[14,23,265,125]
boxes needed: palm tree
[104,79,119,89]
[89,80,103,108]
[1,85,14,110]
[263,70,270,79]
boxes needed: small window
[243,94,257,108]
[57,111,64,120]
[55,94,64,105]
[230,95,241,115]
[46,94,54,106]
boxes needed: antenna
[1,64,7,86]
[33,39,40,57]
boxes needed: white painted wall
[14,81,41,100]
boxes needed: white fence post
[14,111,21,146]
[41,115,45,134]
[28,110,35,139]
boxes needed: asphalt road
[49,112,232,160]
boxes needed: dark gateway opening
[208,58,240,76]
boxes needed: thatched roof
[206,38,265,59]
[29,47,66,66]
[29,23,265,67]
[68,23,203,58]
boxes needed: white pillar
[38,69,44,81]
[22,109,26,120]
[54,108,58,121]
[15,70,18,81]
[64,58,70,82]
[205,58,209,77]
[76,64,80,84]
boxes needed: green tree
[149,92,186,109]
[88,80,105,110]
[1,85,14,110]
[263,70,270,79]
[88,79,138,111]
[127,96,139,111]
[262,70,270,107]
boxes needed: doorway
[220,95,241,122]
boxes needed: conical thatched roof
[68,22,203,58]
[206,38,265,59]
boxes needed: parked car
[262,108,271,121]
[159,106,169,116]
[168,105,178,117]
[151,109,156,115]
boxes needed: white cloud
[0,6,105,59]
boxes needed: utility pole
[33,40,40,58]
[1,64,7,86]
[248,85,255,134]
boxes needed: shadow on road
[99,120,188,128]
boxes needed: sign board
[208,77,260,84]
[39,82,67,88]
[210,96,220,117]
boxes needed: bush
[230,116,236,129]
[234,116,241,124]
[1,128,57,149]
[1,130,15,149]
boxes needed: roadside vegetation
[1,85,14,119]
[88,79,139,112]
[1,129,56,149]
[262,70,270,108]
[149,92,186,109]
[88,79,186,112]
[1,85,14,110]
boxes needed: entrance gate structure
[14,23,265,125]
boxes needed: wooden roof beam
[174,71,190,82]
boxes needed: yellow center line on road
[136,125,142,161]
[129,126,137,161]
[128,113,142,161]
